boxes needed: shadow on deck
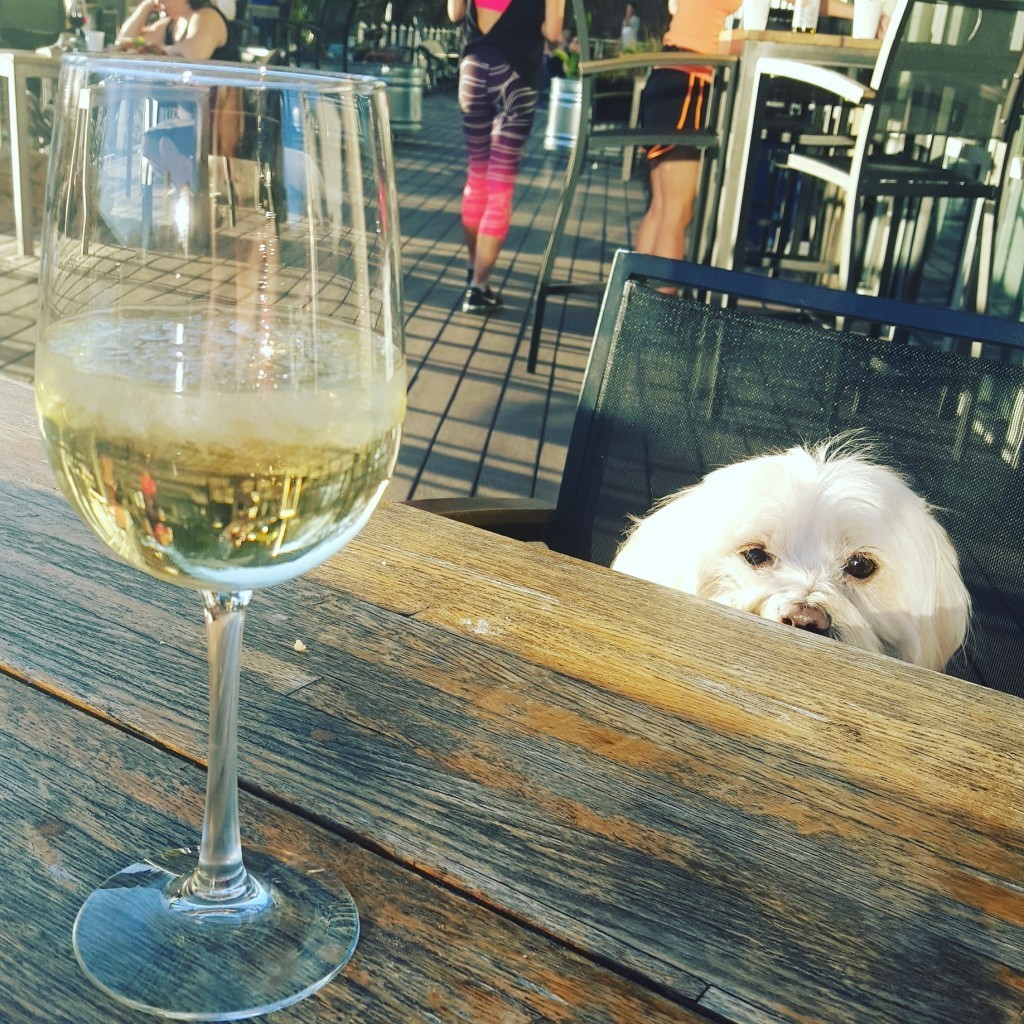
[0,88,647,502]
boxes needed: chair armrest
[754,57,873,104]
[404,497,555,542]
[580,52,737,78]
[784,149,854,186]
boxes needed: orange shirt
[664,0,743,54]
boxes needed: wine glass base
[73,847,359,1021]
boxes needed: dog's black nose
[779,602,831,635]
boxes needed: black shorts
[640,66,714,163]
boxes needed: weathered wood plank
[0,674,703,1024]
[2,376,1022,1024]
[385,95,647,502]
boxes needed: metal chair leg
[525,77,593,374]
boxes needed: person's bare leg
[634,162,664,255]
[472,231,503,290]
[464,223,478,280]
[634,156,701,260]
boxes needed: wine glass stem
[194,589,253,902]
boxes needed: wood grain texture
[0,675,701,1024]
[1,377,1022,1024]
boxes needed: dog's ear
[610,483,711,592]
[913,513,971,671]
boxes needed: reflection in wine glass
[35,54,404,1020]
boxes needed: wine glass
[34,54,404,1019]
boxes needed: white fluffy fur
[611,440,970,671]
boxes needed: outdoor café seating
[417,249,1024,696]
[0,23,1022,1024]
[523,0,739,372]
[739,0,1024,307]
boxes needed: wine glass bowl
[34,54,404,1019]
[36,305,404,591]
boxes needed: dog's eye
[742,546,773,568]
[843,554,877,580]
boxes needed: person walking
[634,0,741,263]
[448,0,566,314]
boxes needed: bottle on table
[67,0,88,49]
[791,0,820,31]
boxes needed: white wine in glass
[34,54,405,1019]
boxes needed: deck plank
[2,377,1021,1024]
[0,90,647,502]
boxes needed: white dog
[611,440,970,671]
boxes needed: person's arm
[116,0,164,46]
[448,0,465,22]
[542,0,565,44]
[162,7,228,59]
[822,0,854,18]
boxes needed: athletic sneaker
[461,285,503,314]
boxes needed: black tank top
[463,0,546,86]
[164,5,240,62]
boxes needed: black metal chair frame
[521,0,738,373]
[738,0,1024,306]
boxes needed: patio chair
[521,0,738,372]
[977,81,1024,319]
[740,0,1024,306]
[417,38,458,90]
[412,249,1024,696]
[0,0,65,50]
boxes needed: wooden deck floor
[0,87,648,504]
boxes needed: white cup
[84,29,106,51]
[852,0,883,38]
[742,0,771,31]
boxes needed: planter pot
[544,76,582,152]
[350,59,425,133]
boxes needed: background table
[0,49,60,257]
[0,373,1021,1023]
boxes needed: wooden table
[0,49,61,258]
[0,372,1021,1024]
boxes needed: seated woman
[116,0,241,188]
[116,0,239,61]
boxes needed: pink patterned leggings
[458,51,538,243]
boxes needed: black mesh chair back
[869,0,1024,145]
[551,251,1024,695]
